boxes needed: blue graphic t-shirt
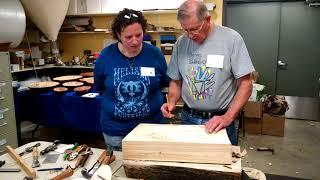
[94,42,169,136]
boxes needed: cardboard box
[244,117,262,134]
[244,101,263,118]
[262,113,285,137]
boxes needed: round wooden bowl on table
[73,86,92,95]
[28,81,60,94]
[80,72,94,77]
[62,81,84,90]
[79,77,94,86]
[53,75,83,82]
[53,86,68,95]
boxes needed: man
[161,0,254,145]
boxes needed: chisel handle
[50,166,73,180]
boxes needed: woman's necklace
[118,43,142,69]
[127,57,135,68]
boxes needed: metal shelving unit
[0,51,18,154]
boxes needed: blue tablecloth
[16,91,103,133]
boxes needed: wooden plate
[28,81,59,89]
[62,81,84,87]
[80,72,94,77]
[79,77,94,85]
[74,86,91,95]
[53,75,82,81]
[53,86,68,93]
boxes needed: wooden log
[5,145,36,178]
[122,124,232,164]
[123,146,242,180]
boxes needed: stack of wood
[122,124,242,180]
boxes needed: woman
[94,8,169,151]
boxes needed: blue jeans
[102,133,124,151]
[181,110,238,145]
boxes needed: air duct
[0,0,26,48]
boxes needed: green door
[226,2,281,94]
[226,1,320,97]
[276,2,320,97]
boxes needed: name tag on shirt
[206,55,224,69]
[141,67,155,76]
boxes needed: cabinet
[59,0,223,61]
[66,0,185,15]
[59,12,182,62]
[0,52,18,154]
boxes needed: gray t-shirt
[167,25,255,110]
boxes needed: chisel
[0,168,21,172]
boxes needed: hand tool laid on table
[63,143,79,160]
[0,168,21,172]
[50,165,73,180]
[37,167,63,171]
[19,142,41,156]
[40,140,61,156]
[81,150,115,179]
[31,147,40,168]
[49,146,93,180]
[73,147,93,169]
[5,145,36,178]
[0,160,5,167]
[68,144,88,161]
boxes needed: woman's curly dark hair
[111,8,147,41]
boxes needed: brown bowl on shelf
[53,75,83,82]
[53,86,68,94]
[73,86,91,95]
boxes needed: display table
[16,91,103,133]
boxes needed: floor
[239,119,320,180]
[20,118,320,180]
[284,96,319,121]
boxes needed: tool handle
[32,147,38,157]
[98,150,107,163]
[79,153,90,167]
[102,155,116,165]
[50,166,73,180]
[75,154,85,168]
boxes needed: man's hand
[161,103,175,118]
[205,115,233,133]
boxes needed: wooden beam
[5,145,36,178]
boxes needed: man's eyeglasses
[124,13,138,19]
[182,20,205,35]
